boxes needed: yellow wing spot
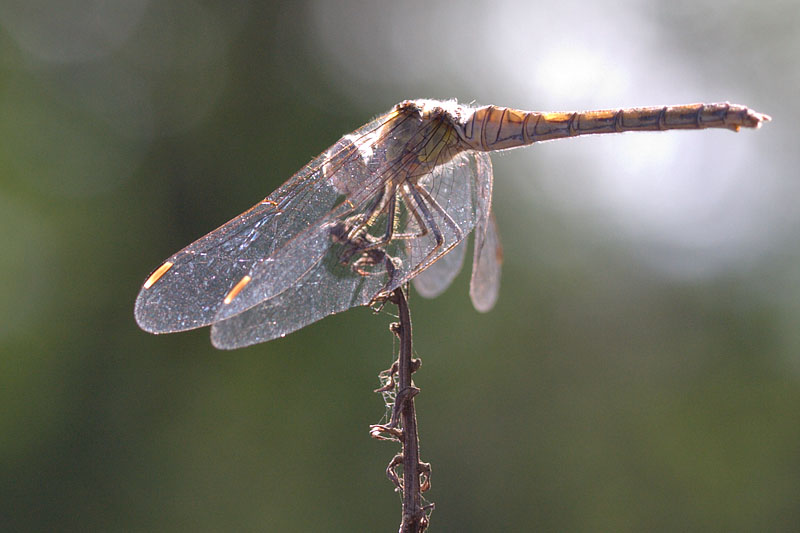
[143,261,174,289]
[224,275,252,304]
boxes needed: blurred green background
[1,0,798,531]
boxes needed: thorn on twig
[374,361,399,393]
[369,423,402,441]
[386,453,403,490]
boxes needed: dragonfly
[135,99,770,349]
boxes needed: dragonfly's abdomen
[461,103,771,152]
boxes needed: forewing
[135,111,397,333]
[211,116,410,323]
[134,201,283,333]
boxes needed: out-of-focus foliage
[0,0,797,531]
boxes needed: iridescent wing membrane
[136,103,501,349]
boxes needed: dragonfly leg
[402,181,463,278]
[347,188,429,252]
[343,182,393,237]
[389,190,431,241]
[328,217,402,287]
[329,170,468,302]
[360,189,399,248]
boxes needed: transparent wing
[412,239,467,298]
[210,244,386,349]
[211,151,489,348]
[134,200,282,333]
[409,147,480,298]
[469,152,502,312]
[135,110,403,334]
[470,210,502,312]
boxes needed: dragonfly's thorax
[322,100,470,197]
[393,100,536,154]
[376,100,472,184]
